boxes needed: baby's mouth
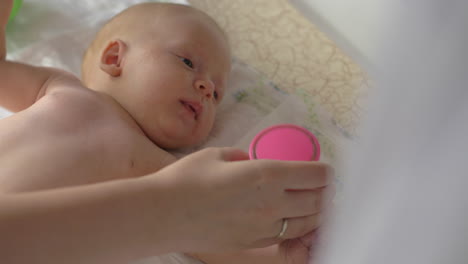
[180,100,201,120]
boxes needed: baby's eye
[181,57,194,68]
[213,91,219,100]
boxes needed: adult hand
[143,147,333,253]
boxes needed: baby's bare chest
[0,95,171,193]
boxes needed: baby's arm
[0,0,73,112]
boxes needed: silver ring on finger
[276,218,288,238]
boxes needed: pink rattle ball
[249,124,320,161]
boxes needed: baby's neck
[95,91,178,170]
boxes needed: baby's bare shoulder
[42,72,99,105]
[35,73,113,125]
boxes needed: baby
[1,2,316,264]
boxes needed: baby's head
[82,3,231,149]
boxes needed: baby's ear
[99,39,127,77]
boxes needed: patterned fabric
[189,0,370,137]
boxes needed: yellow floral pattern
[189,0,370,136]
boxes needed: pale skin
[0,2,330,264]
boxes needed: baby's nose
[195,79,215,99]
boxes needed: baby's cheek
[195,123,213,144]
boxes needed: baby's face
[116,11,231,149]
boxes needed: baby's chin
[143,121,212,150]
[150,133,208,150]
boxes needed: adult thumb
[220,147,250,162]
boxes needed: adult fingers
[266,160,333,190]
[252,214,321,247]
[274,213,321,241]
[218,155,333,190]
[286,162,333,190]
[280,188,325,218]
